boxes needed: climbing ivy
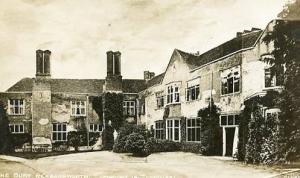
[103,92,124,131]
[197,101,222,156]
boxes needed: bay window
[265,68,283,88]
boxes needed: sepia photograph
[0,0,300,177]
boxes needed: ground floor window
[220,114,240,126]
[186,118,201,142]
[166,119,181,142]
[89,124,102,132]
[9,124,24,133]
[155,120,165,139]
[52,123,67,141]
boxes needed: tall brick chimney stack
[104,51,123,92]
[36,49,51,79]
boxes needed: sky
[0,0,287,91]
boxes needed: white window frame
[9,124,24,134]
[52,123,67,142]
[71,101,86,116]
[220,114,240,126]
[186,118,201,142]
[221,66,240,95]
[166,119,181,142]
[156,92,165,109]
[89,124,102,132]
[186,85,200,102]
[166,83,180,104]
[123,101,135,116]
[154,121,164,140]
[8,99,25,115]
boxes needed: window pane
[191,119,195,127]
[196,128,201,141]
[63,124,66,131]
[58,124,61,131]
[196,87,200,99]
[53,124,57,131]
[53,133,57,141]
[188,128,192,141]
[187,119,191,127]
[221,116,227,126]
[191,128,195,141]
[228,115,234,125]
[175,120,179,127]
[196,119,201,126]
[234,80,239,92]
[228,77,233,93]
[234,115,240,125]
[20,125,24,132]
[63,133,66,141]
[15,125,19,133]
[174,128,179,141]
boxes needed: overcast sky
[0,0,287,91]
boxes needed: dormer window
[167,83,180,104]
[71,101,86,116]
[8,99,25,115]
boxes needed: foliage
[67,131,100,151]
[91,96,103,123]
[181,142,202,154]
[145,138,181,153]
[238,91,281,164]
[197,101,222,156]
[102,125,114,150]
[113,124,147,153]
[124,133,147,156]
[104,93,124,131]
[262,20,300,162]
[278,0,300,20]
[0,102,13,153]
[10,133,32,149]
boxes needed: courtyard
[0,151,298,178]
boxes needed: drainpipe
[86,95,89,147]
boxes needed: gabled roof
[180,30,263,70]
[146,73,165,88]
[6,78,147,94]
[122,79,147,93]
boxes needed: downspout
[86,95,89,147]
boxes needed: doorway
[225,127,235,156]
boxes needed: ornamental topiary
[124,132,146,156]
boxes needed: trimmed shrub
[145,138,181,153]
[67,131,100,151]
[125,133,147,156]
[113,124,147,153]
[181,142,202,154]
[10,133,32,149]
[0,103,13,153]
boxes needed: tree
[263,20,300,162]
[197,101,222,156]
[0,102,12,153]
[278,0,300,20]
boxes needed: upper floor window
[220,114,240,126]
[52,123,67,142]
[155,120,165,140]
[156,92,165,109]
[265,68,283,88]
[71,101,86,116]
[89,124,102,132]
[186,80,200,102]
[9,124,24,134]
[221,66,240,95]
[186,118,201,142]
[123,101,135,116]
[167,84,180,104]
[8,99,25,115]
